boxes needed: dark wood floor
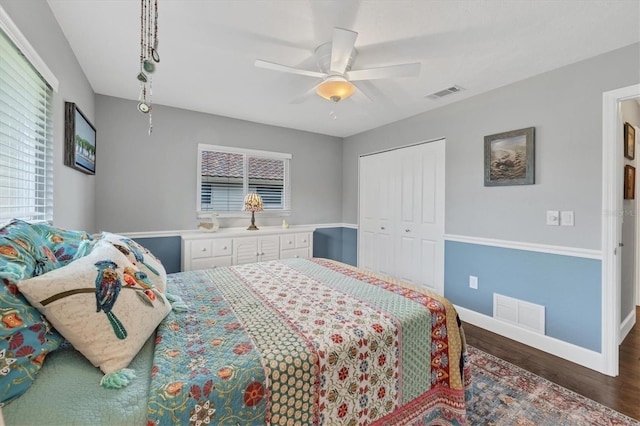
[463,306,640,421]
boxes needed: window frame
[196,144,292,217]
[0,7,57,223]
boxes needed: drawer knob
[303,239,307,243]
[294,255,299,258]
[201,248,207,252]
[288,241,293,244]
[223,246,227,250]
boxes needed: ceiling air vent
[426,85,464,100]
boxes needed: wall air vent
[426,85,464,100]
[493,293,545,334]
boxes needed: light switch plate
[546,210,559,226]
[561,211,574,226]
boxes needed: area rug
[467,345,639,425]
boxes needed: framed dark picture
[624,165,635,200]
[64,102,96,175]
[484,127,535,186]
[624,122,635,160]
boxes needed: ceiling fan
[254,27,421,103]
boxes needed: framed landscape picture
[624,122,635,160]
[64,102,96,175]
[484,127,535,186]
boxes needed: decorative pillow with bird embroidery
[0,219,64,404]
[98,232,167,293]
[17,241,171,375]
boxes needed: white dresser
[181,226,315,271]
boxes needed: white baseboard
[456,305,611,375]
[619,308,636,344]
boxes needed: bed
[0,220,471,425]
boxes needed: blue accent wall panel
[341,227,357,266]
[133,236,181,274]
[312,227,357,266]
[313,228,343,261]
[444,241,601,352]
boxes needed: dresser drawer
[280,247,310,260]
[211,238,232,256]
[280,235,296,249]
[280,233,310,249]
[191,238,232,259]
[295,233,310,248]
[191,256,232,271]
[191,240,212,259]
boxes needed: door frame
[602,83,640,376]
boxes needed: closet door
[359,152,396,277]
[358,140,445,295]
[395,142,445,294]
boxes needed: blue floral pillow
[30,223,93,268]
[0,220,64,405]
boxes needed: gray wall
[621,99,640,321]
[343,43,640,251]
[1,0,96,232]
[95,95,343,233]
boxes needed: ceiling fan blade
[330,27,358,74]
[254,59,327,79]
[346,62,421,81]
[289,81,323,104]
[351,82,373,103]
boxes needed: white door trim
[636,125,640,308]
[602,84,640,376]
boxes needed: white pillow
[18,242,171,374]
[98,232,167,292]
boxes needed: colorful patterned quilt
[147,258,471,425]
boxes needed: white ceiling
[47,0,640,138]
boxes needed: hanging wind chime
[137,0,159,135]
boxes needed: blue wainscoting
[444,240,602,352]
[341,227,357,266]
[313,227,357,266]
[134,236,182,274]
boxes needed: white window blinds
[197,144,291,214]
[0,27,54,222]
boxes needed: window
[0,21,55,223]
[197,144,291,215]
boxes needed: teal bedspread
[3,337,154,425]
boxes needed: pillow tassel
[100,368,136,389]
[165,292,188,312]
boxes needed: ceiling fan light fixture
[316,78,355,102]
